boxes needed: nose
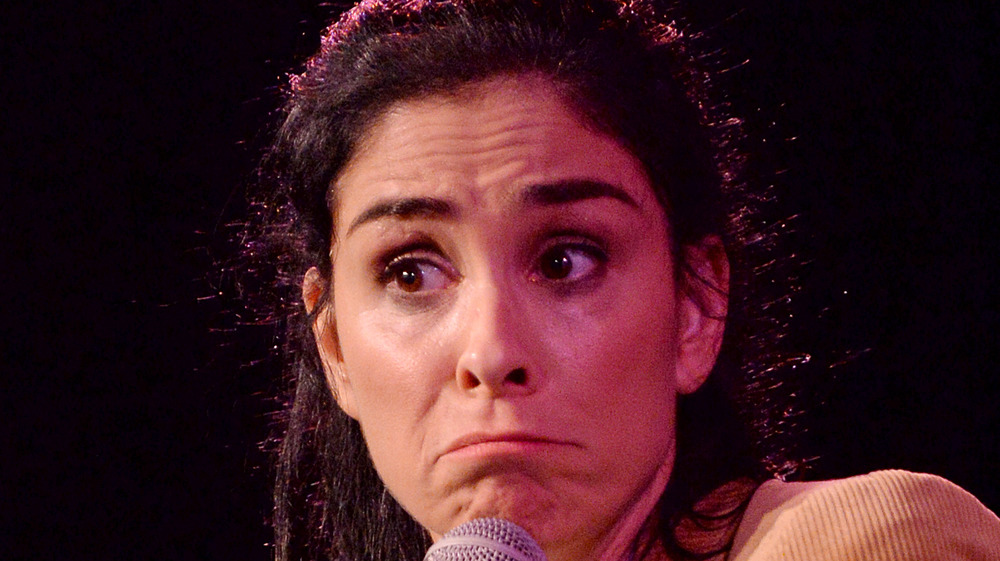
[454,282,535,397]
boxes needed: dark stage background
[6,2,998,559]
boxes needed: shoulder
[728,470,1000,561]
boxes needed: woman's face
[308,76,725,561]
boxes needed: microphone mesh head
[423,518,547,561]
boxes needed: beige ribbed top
[727,470,1000,560]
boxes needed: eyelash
[372,233,609,295]
[532,237,608,285]
[374,242,453,290]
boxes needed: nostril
[459,370,481,390]
[506,368,527,386]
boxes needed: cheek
[528,266,679,415]
[332,299,481,530]
[582,315,678,423]
[330,280,463,470]
[336,305,446,419]
[333,312,430,491]
[331,253,447,397]
[545,261,680,388]
[555,259,681,442]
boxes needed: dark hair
[242,1,804,559]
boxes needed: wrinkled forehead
[331,75,661,233]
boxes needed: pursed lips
[439,432,577,460]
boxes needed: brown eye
[382,257,453,293]
[540,249,573,280]
[536,244,605,282]
[395,265,423,292]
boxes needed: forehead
[333,76,660,228]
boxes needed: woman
[244,1,1000,560]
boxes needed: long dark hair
[241,1,805,559]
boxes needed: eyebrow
[346,197,455,236]
[345,179,639,236]
[519,180,639,208]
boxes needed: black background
[6,1,998,559]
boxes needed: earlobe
[302,266,359,419]
[675,237,729,395]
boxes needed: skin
[304,75,728,561]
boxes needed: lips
[440,432,575,460]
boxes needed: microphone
[423,518,547,561]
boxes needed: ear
[674,236,729,395]
[303,266,359,419]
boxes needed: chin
[449,480,592,550]
[424,473,561,532]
